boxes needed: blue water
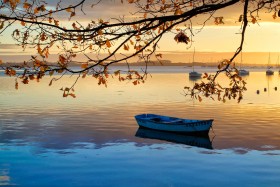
[1,143,279,187]
[0,68,280,186]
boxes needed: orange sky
[1,1,280,63]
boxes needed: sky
[0,0,280,64]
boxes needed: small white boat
[238,52,249,76]
[135,114,214,135]
[189,71,202,78]
[239,69,250,76]
[266,53,274,75]
[189,47,201,79]
[266,69,274,75]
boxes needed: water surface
[0,68,280,186]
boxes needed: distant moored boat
[189,47,202,79]
[238,51,250,76]
[266,52,274,76]
[189,71,202,78]
[239,69,250,76]
[266,69,274,75]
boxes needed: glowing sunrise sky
[1,0,280,64]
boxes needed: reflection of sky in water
[0,170,11,186]
[0,143,279,187]
[0,69,280,186]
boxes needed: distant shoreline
[0,60,277,68]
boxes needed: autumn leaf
[23,3,31,9]
[143,13,147,18]
[40,32,47,41]
[0,22,4,30]
[89,44,93,50]
[22,77,29,84]
[66,7,72,12]
[134,45,142,51]
[37,45,43,56]
[114,70,120,76]
[238,15,243,22]
[77,35,83,42]
[34,7,39,14]
[49,79,53,86]
[59,55,66,64]
[272,12,277,19]
[40,66,47,72]
[20,21,26,26]
[15,81,19,90]
[174,32,189,44]
[174,8,183,15]
[214,17,224,25]
[68,93,76,98]
[124,44,129,51]
[63,92,68,97]
[54,20,59,26]
[251,16,257,24]
[70,12,76,18]
[82,72,87,78]
[106,40,111,48]
[98,29,103,35]
[81,63,88,69]
[49,70,54,76]
[202,73,208,78]
[156,53,162,58]
[44,47,50,58]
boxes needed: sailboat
[238,51,249,76]
[189,48,202,79]
[266,52,274,75]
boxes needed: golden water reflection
[0,71,280,151]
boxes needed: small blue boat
[135,114,214,135]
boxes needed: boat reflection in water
[135,128,213,150]
[189,75,202,81]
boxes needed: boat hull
[266,70,274,75]
[238,69,249,76]
[189,71,202,78]
[135,114,213,135]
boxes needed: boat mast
[277,55,279,68]
[240,51,243,70]
[268,52,271,68]
[192,47,195,72]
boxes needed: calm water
[0,67,280,186]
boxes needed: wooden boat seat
[148,117,162,122]
[148,117,183,124]
[162,119,183,124]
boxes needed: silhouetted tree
[0,0,278,101]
